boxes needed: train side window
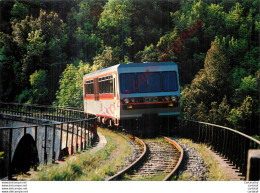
[100,81,103,93]
[99,75,113,94]
[85,84,87,96]
[85,80,94,95]
[109,79,113,93]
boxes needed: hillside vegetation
[0,0,259,135]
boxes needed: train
[83,61,180,135]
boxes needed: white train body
[83,62,180,126]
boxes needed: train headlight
[171,95,178,102]
[124,98,130,104]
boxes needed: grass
[32,127,134,181]
[132,173,166,181]
[175,138,229,181]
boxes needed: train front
[118,62,180,135]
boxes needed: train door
[94,78,99,101]
[113,74,118,125]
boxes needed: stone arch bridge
[0,103,97,180]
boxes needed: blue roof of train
[118,62,177,68]
[83,62,177,79]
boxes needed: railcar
[83,62,180,135]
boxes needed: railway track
[108,136,183,181]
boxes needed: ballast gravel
[172,138,208,181]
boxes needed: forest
[0,0,259,136]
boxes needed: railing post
[243,139,250,176]
[60,123,63,152]
[56,108,58,121]
[76,123,79,152]
[87,119,90,146]
[52,125,56,163]
[81,123,83,151]
[66,123,69,154]
[71,122,74,155]
[8,128,13,180]
[44,125,48,164]
[84,121,87,150]
[94,119,98,142]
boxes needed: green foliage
[252,135,260,141]
[135,44,160,63]
[17,89,30,104]
[225,3,243,30]
[0,0,259,134]
[11,9,67,104]
[10,0,29,21]
[97,0,134,61]
[0,152,4,160]
[55,47,115,108]
[92,46,115,71]
[30,70,47,90]
[17,70,48,104]
[55,61,91,109]
[0,32,17,100]
[68,0,103,62]
[227,96,253,131]
[208,96,230,126]
[182,41,230,117]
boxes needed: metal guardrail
[0,102,98,180]
[176,120,260,177]
[0,102,86,122]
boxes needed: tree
[0,152,3,160]
[208,96,230,126]
[67,0,103,62]
[0,32,17,101]
[225,2,244,37]
[10,0,29,21]
[55,61,92,109]
[29,70,48,104]
[135,44,160,63]
[92,46,115,71]
[98,0,133,62]
[11,9,67,104]
[22,29,46,79]
[182,41,231,121]
[228,96,253,133]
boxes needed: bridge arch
[11,134,39,174]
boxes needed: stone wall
[0,113,89,178]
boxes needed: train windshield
[120,71,178,94]
[120,73,136,94]
[136,72,161,93]
[162,71,178,92]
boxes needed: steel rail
[108,135,183,181]
[163,137,184,181]
[107,134,147,181]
